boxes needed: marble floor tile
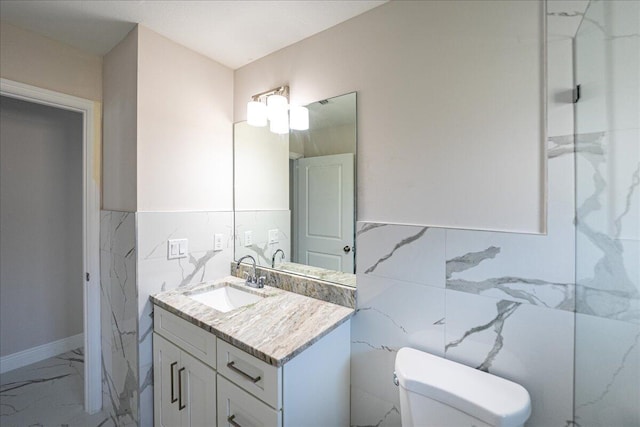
[0,348,113,427]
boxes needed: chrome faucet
[235,255,265,288]
[271,249,285,268]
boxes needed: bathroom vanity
[151,276,353,427]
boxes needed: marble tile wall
[100,211,138,426]
[136,211,234,427]
[234,210,291,268]
[351,137,577,427]
[100,210,234,427]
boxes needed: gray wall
[0,95,83,357]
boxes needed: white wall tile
[445,290,574,427]
[576,130,640,323]
[351,386,401,427]
[356,222,445,288]
[351,274,444,419]
[137,211,233,260]
[100,211,139,425]
[574,314,640,427]
[445,229,575,311]
[234,210,291,268]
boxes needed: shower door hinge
[573,84,581,103]
[86,272,90,282]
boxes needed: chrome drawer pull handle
[170,362,178,403]
[227,361,261,383]
[227,414,242,427]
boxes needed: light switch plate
[168,239,188,259]
[214,234,224,251]
[268,229,279,244]
[244,231,253,247]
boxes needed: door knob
[343,245,351,253]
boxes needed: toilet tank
[395,348,531,427]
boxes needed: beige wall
[0,96,83,356]
[103,25,234,212]
[234,122,289,211]
[0,21,102,101]
[235,1,546,233]
[102,27,138,212]
[137,26,234,212]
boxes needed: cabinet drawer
[217,375,282,427]
[217,339,281,409]
[154,306,216,369]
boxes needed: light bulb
[267,94,288,121]
[289,105,309,131]
[247,101,267,127]
[270,112,289,134]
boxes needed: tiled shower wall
[351,134,577,427]
[100,210,234,426]
[572,1,639,426]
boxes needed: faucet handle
[257,276,266,288]
[243,272,255,283]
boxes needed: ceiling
[0,0,386,70]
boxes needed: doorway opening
[0,79,101,414]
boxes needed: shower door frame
[0,78,102,414]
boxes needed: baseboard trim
[0,333,84,374]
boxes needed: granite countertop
[276,262,357,288]
[150,276,354,367]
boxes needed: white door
[296,153,354,273]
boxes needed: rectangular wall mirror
[234,92,357,287]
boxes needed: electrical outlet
[168,239,188,259]
[214,234,224,251]
[244,231,253,247]
[268,229,279,244]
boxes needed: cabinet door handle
[226,361,261,383]
[227,415,242,427]
[170,362,178,403]
[178,367,186,410]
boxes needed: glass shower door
[573,1,640,426]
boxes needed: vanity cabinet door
[154,332,216,427]
[154,333,182,427]
[180,350,216,427]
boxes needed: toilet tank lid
[395,348,531,427]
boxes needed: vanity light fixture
[246,85,309,133]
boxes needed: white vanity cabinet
[154,306,217,427]
[154,334,217,426]
[153,305,351,427]
[216,321,351,427]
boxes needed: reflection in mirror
[234,92,356,287]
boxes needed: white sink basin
[188,285,264,313]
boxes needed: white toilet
[395,347,531,427]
